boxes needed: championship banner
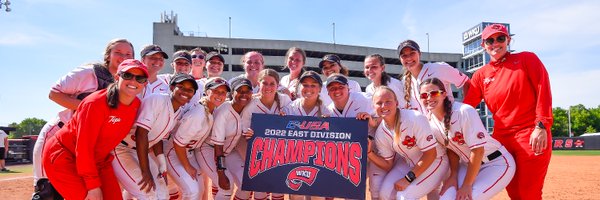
[242,114,368,199]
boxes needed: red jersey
[52,89,140,190]
[464,52,553,133]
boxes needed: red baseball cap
[118,59,149,77]
[481,24,509,40]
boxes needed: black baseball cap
[325,74,349,87]
[318,54,342,68]
[204,77,231,92]
[206,51,225,63]
[397,40,421,53]
[170,73,198,93]
[299,71,323,86]
[141,44,168,59]
[172,51,192,63]
[229,77,253,92]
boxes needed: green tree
[9,118,47,139]
[568,104,600,136]
[585,126,597,133]
[551,107,568,137]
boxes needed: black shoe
[1,168,9,172]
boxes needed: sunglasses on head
[120,72,148,84]
[191,54,205,59]
[485,35,507,45]
[419,90,444,99]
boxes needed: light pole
[229,17,231,39]
[0,0,11,12]
[568,108,572,137]
[426,33,430,62]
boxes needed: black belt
[120,141,136,149]
[482,150,502,164]
[57,121,64,128]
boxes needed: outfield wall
[552,136,600,150]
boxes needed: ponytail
[381,72,391,86]
[106,83,119,108]
[392,108,403,144]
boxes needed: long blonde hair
[373,86,402,143]
[258,69,282,112]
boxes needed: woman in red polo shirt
[43,59,148,200]
[464,24,553,200]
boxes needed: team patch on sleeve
[452,132,466,145]
[402,136,417,149]
[477,132,486,139]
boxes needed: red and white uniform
[365,77,407,108]
[188,79,206,107]
[327,92,374,118]
[34,65,100,184]
[284,98,332,117]
[43,89,140,200]
[319,79,362,106]
[428,102,515,200]
[464,52,552,199]
[138,79,170,99]
[112,93,182,200]
[203,101,251,200]
[280,74,300,98]
[376,110,448,200]
[164,103,213,200]
[403,62,469,113]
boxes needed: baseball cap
[325,74,349,87]
[318,54,341,68]
[299,71,323,86]
[118,59,149,77]
[141,44,168,59]
[230,77,253,92]
[397,40,421,53]
[170,73,199,92]
[481,24,509,40]
[172,51,192,63]
[206,51,225,63]
[204,77,231,92]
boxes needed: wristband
[405,171,416,183]
[536,121,546,129]
[157,154,167,173]
[216,155,227,170]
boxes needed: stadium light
[0,0,11,12]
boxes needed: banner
[552,137,585,150]
[242,114,368,199]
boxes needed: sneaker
[0,168,8,172]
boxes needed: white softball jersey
[138,78,170,99]
[428,102,515,200]
[163,103,214,200]
[283,98,332,117]
[375,110,449,200]
[327,92,375,118]
[209,101,249,155]
[365,77,408,108]
[403,62,469,114]
[319,79,362,106]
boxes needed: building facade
[153,13,464,94]
[461,22,512,132]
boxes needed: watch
[536,121,546,129]
[405,171,416,183]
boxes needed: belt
[482,150,502,164]
[120,141,136,149]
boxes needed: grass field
[552,150,600,156]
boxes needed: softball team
[38,33,528,199]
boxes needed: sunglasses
[419,90,444,99]
[191,54,205,59]
[484,35,507,45]
[120,72,148,84]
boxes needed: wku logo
[402,136,416,149]
[286,166,320,191]
[452,132,466,145]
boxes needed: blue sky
[1,0,599,125]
